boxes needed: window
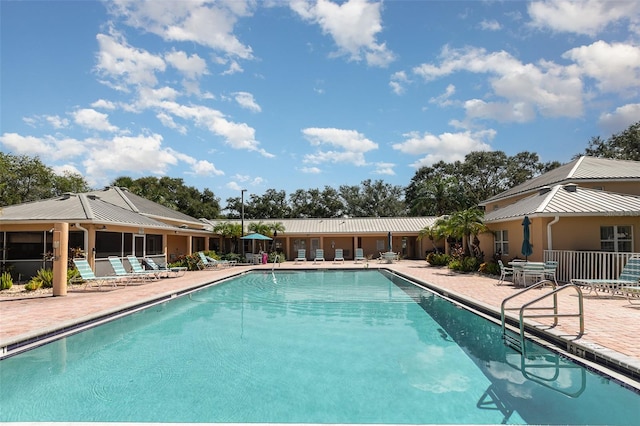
[95,231,123,258]
[192,237,205,253]
[6,232,45,260]
[601,226,632,252]
[145,234,163,255]
[494,230,509,256]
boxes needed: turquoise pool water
[0,270,638,424]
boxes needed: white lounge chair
[294,249,306,263]
[314,249,325,263]
[571,256,640,296]
[127,255,160,280]
[333,248,344,263]
[72,258,120,290]
[144,257,187,278]
[197,252,231,269]
[354,248,366,263]
[109,256,150,284]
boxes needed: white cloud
[190,159,224,176]
[233,91,262,112]
[226,175,264,191]
[563,41,640,95]
[429,84,456,106]
[479,19,501,31]
[390,70,409,95]
[108,0,254,59]
[72,108,119,132]
[413,45,584,121]
[373,162,395,175]
[527,0,640,36]
[392,129,494,168]
[300,166,322,174]
[290,0,395,67]
[302,127,378,167]
[0,133,86,160]
[132,97,273,157]
[598,103,640,133]
[45,115,70,129]
[95,30,166,90]
[165,50,209,80]
[82,133,179,182]
[52,164,83,177]
[91,99,117,110]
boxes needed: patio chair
[333,248,344,264]
[521,262,546,287]
[314,249,325,263]
[294,249,306,263]
[354,248,366,263]
[543,260,559,285]
[144,257,187,278]
[571,256,640,296]
[496,260,514,286]
[108,256,149,285]
[127,255,160,280]
[72,258,120,290]
[197,252,230,269]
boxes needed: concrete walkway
[1,260,639,386]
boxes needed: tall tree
[111,176,221,218]
[247,189,290,219]
[576,121,640,160]
[0,153,91,206]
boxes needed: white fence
[544,250,640,283]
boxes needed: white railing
[544,250,640,283]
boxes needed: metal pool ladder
[500,280,584,356]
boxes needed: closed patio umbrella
[521,216,533,260]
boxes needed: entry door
[310,238,320,254]
[134,235,145,257]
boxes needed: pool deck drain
[1,260,639,388]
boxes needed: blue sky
[2,0,639,205]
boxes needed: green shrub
[479,262,500,276]
[268,251,285,263]
[67,267,80,284]
[426,252,451,266]
[24,279,42,291]
[1,272,13,290]
[28,268,54,289]
[448,256,482,273]
[221,253,242,263]
[170,253,202,271]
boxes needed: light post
[241,189,247,257]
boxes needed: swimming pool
[0,270,638,424]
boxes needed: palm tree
[417,222,445,252]
[267,222,285,251]
[447,208,487,257]
[213,222,243,254]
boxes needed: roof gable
[481,156,640,205]
[484,184,640,222]
[87,187,206,227]
[0,193,176,229]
